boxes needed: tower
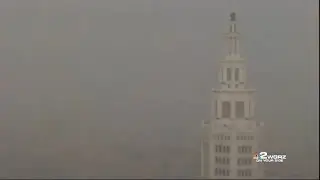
[201,13,263,179]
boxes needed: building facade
[201,13,263,179]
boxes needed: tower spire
[226,12,240,57]
[219,13,247,90]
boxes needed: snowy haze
[0,0,318,178]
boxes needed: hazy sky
[0,0,318,178]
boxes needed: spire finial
[230,12,236,22]
[226,12,240,57]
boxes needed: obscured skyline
[0,0,318,178]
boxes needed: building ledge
[221,56,245,62]
[212,88,256,93]
[224,32,240,37]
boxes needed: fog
[0,0,318,178]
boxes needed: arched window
[215,100,218,119]
[235,101,245,118]
[235,68,240,81]
[222,101,231,118]
[226,68,232,81]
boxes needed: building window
[237,169,252,177]
[215,134,231,140]
[227,68,232,81]
[222,101,231,118]
[248,101,251,118]
[235,68,240,81]
[237,157,252,165]
[215,145,230,153]
[223,146,230,153]
[215,100,218,119]
[215,168,230,177]
[215,156,230,165]
[235,101,245,118]
[238,145,252,154]
[237,135,254,141]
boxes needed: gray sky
[0,0,318,178]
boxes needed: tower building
[201,13,263,179]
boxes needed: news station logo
[253,152,287,163]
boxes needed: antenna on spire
[228,0,237,21]
[230,12,236,21]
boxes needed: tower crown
[218,13,247,90]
